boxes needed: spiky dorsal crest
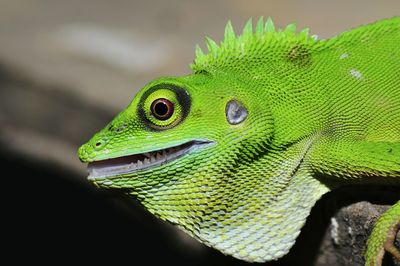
[191,17,317,73]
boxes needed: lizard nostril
[94,139,106,150]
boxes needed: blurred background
[2,0,399,265]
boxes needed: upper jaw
[87,140,214,180]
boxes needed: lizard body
[78,17,400,265]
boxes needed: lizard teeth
[87,140,215,179]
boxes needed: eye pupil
[151,98,174,120]
[155,102,168,116]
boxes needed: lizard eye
[139,85,191,130]
[151,98,174,120]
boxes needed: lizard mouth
[87,140,214,180]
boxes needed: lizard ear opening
[226,99,248,125]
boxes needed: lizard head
[77,72,285,260]
[78,18,331,262]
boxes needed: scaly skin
[78,17,400,264]
[365,202,400,266]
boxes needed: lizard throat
[87,140,214,180]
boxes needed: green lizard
[78,17,400,265]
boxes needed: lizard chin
[86,140,214,180]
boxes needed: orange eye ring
[150,98,174,120]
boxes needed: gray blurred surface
[1,1,399,265]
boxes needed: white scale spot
[340,53,349,59]
[330,217,340,245]
[347,226,352,235]
[350,68,362,79]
